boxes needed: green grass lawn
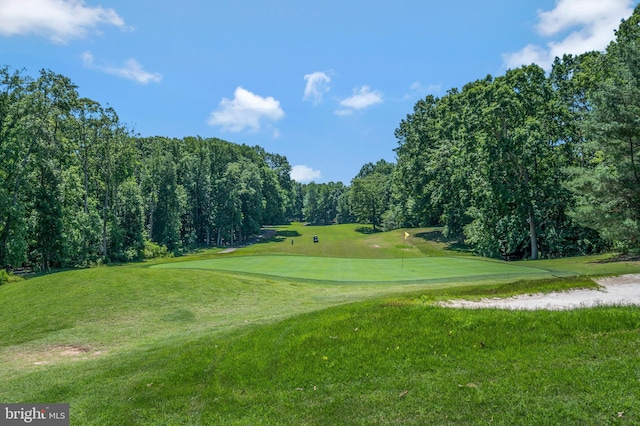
[2,223,640,424]
[219,223,458,259]
[152,255,555,282]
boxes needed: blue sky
[0,0,636,184]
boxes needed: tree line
[0,67,293,271]
[2,6,640,271]
[0,65,388,272]
[391,6,640,259]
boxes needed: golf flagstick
[402,231,409,270]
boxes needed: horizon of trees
[1,6,640,272]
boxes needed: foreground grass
[2,287,639,424]
[0,266,441,368]
[2,224,640,424]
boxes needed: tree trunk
[102,187,109,258]
[0,139,36,267]
[529,208,539,260]
[521,166,539,260]
[629,135,640,187]
[83,155,89,214]
[148,197,155,241]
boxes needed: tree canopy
[393,4,640,258]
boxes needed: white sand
[440,274,640,310]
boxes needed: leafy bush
[143,240,170,259]
[0,269,21,285]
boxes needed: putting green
[152,255,554,282]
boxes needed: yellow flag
[404,232,410,239]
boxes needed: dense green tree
[261,165,286,225]
[569,6,640,250]
[32,163,64,270]
[336,189,355,224]
[302,183,320,224]
[395,63,605,259]
[179,137,213,247]
[394,91,475,234]
[111,177,145,261]
[68,98,105,264]
[214,163,242,245]
[152,154,186,252]
[289,181,305,221]
[301,182,349,225]
[237,158,264,240]
[28,70,80,270]
[0,66,299,269]
[0,67,30,268]
[259,149,293,221]
[350,160,394,230]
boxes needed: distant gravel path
[217,229,277,254]
[441,274,640,310]
[218,248,237,254]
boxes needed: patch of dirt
[440,274,640,310]
[7,344,104,367]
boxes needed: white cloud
[82,51,162,84]
[291,165,322,183]
[0,0,127,44]
[340,86,383,109]
[504,0,633,70]
[207,86,285,133]
[303,71,332,105]
[335,85,383,115]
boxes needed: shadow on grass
[256,229,302,244]
[277,230,300,238]
[355,226,382,234]
[593,253,640,263]
[414,229,471,253]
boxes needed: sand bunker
[441,274,640,310]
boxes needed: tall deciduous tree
[29,70,79,270]
[350,160,394,231]
[153,154,186,252]
[0,67,30,268]
[570,5,640,250]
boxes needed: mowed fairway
[153,223,559,282]
[153,255,554,282]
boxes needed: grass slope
[153,255,554,282]
[213,224,458,259]
[2,224,640,424]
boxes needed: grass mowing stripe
[152,255,553,282]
